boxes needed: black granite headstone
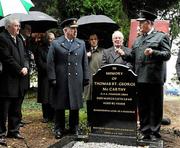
[87,64,137,146]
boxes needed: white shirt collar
[91,46,98,50]
[147,27,154,35]
[65,36,73,42]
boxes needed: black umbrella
[77,15,119,48]
[0,11,58,32]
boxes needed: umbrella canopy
[0,0,34,17]
[77,15,119,48]
[0,11,58,32]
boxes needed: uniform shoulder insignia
[157,30,165,34]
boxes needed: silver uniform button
[68,73,71,76]
[75,53,78,56]
[75,63,77,66]
[75,73,78,76]
[68,52,71,55]
[68,63,71,66]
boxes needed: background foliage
[31,0,180,42]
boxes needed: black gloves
[178,77,180,81]
[50,79,56,87]
[83,79,89,86]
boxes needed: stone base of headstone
[88,133,137,146]
[48,136,75,148]
[48,134,163,148]
[138,139,163,148]
[48,135,89,148]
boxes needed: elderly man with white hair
[0,17,28,145]
[101,30,132,68]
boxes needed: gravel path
[72,141,144,148]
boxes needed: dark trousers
[137,83,163,135]
[54,109,79,132]
[0,98,21,136]
[17,90,27,123]
[42,103,55,121]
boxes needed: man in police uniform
[116,10,171,141]
[47,18,89,139]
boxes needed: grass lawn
[22,91,88,131]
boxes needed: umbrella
[0,11,58,32]
[0,0,34,17]
[77,15,119,48]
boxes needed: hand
[144,48,153,56]
[20,67,28,76]
[83,79,89,86]
[87,51,92,57]
[50,80,56,87]
[115,48,125,56]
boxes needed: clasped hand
[115,48,125,56]
[20,67,28,76]
[144,48,153,56]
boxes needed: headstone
[87,64,137,146]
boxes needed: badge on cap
[137,10,157,21]
[60,18,78,28]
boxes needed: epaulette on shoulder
[157,30,165,34]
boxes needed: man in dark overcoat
[0,17,29,145]
[47,18,89,139]
[102,30,132,68]
[36,32,55,123]
[84,34,104,100]
[116,10,171,141]
[18,24,33,127]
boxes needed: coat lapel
[69,39,81,52]
[110,47,120,63]
[5,32,24,65]
[139,30,157,45]
[144,31,157,41]
[60,37,81,52]
[16,37,24,64]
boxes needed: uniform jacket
[0,30,29,98]
[124,30,171,84]
[102,46,132,68]
[36,43,50,103]
[47,35,89,110]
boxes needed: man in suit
[84,34,104,100]
[18,24,33,127]
[47,18,89,139]
[102,30,132,68]
[116,10,171,141]
[0,17,29,145]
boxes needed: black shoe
[150,135,157,141]
[0,136,7,146]
[138,134,151,140]
[69,126,81,136]
[150,132,161,141]
[55,131,63,139]
[19,123,24,127]
[42,118,49,123]
[19,120,32,127]
[161,118,171,125]
[21,120,32,124]
[7,132,24,139]
[152,132,161,138]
